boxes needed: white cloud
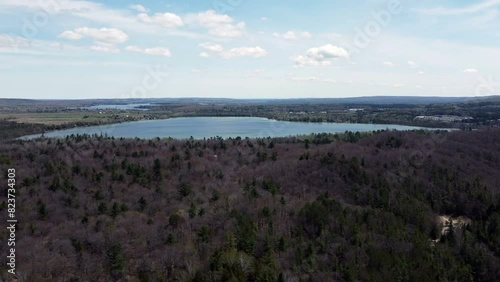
[199,42,224,52]
[272,31,312,40]
[143,47,171,57]
[418,71,425,75]
[59,31,84,40]
[129,4,148,13]
[59,27,129,44]
[125,46,171,57]
[188,10,245,38]
[59,27,128,53]
[0,0,151,34]
[0,1,202,37]
[294,44,349,67]
[138,12,184,28]
[0,34,31,49]
[417,0,500,16]
[306,45,349,60]
[294,55,331,67]
[222,47,267,59]
[408,60,418,68]
[383,61,398,67]
[199,43,267,59]
[463,68,478,73]
[194,10,232,25]
[209,22,245,38]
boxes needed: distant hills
[1,95,499,106]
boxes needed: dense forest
[1,129,500,281]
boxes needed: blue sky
[0,0,499,99]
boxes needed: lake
[21,117,439,140]
[82,103,156,111]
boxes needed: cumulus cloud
[129,4,148,13]
[59,27,129,44]
[294,44,349,67]
[125,46,171,57]
[59,27,129,53]
[188,10,245,38]
[138,12,184,28]
[383,61,398,67]
[272,31,312,40]
[222,47,267,59]
[199,42,224,52]
[408,60,418,68]
[294,55,331,67]
[463,68,478,73]
[199,43,267,59]
[59,31,84,40]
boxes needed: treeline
[0,121,49,141]
[0,129,500,281]
[0,116,145,141]
[152,100,500,128]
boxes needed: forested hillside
[1,129,500,281]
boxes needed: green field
[0,111,145,125]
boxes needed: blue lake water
[82,103,155,111]
[21,117,439,140]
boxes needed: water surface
[22,117,437,139]
[82,103,155,111]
